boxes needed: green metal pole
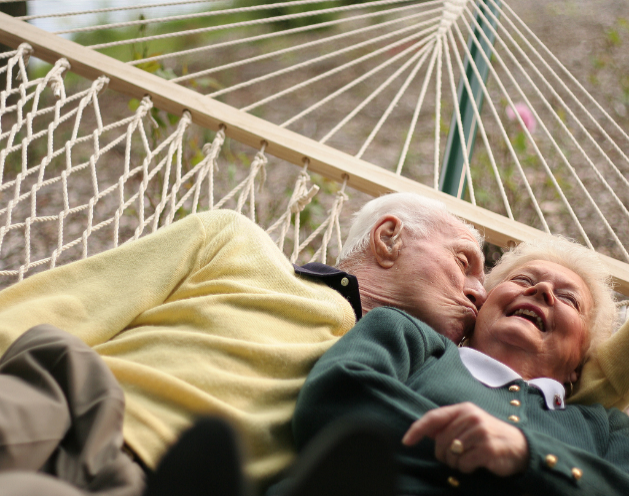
[439,0,501,198]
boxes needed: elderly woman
[292,236,629,495]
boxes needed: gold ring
[449,439,464,455]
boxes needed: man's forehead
[444,221,482,251]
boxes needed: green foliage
[606,28,621,47]
[588,17,629,122]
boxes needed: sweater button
[340,277,349,287]
[510,399,521,407]
[572,467,583,480]
[545,454,558,468]
[447,476,460,487]
[508,415,520,423]
[509,385,520,392]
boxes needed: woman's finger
[405,403,529,477]
[434,412,477,465]
[402,403,474,446]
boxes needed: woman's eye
[511,275,532,285]
[559,294,579,309]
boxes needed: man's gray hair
[338,192,483,265]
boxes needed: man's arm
[293,306,445,451]
[0,213,211,352]
[570,320,629,410]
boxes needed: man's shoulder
[193,209,254,228]
[190,210,272,243]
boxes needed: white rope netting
[1,0,629,284]
[0,44,348,285]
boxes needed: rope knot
[47,59,71,100]
[290,185,320,214]
[252,148,268,191]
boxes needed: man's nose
[465,277,487,309]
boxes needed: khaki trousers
[0,325,145,496]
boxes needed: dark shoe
[275,418,396,496]
[144,417,249,496]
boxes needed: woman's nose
[524,282,555,305]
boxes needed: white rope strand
[320,38,437,145]
[456,6,551,232]
[355,40,436,159]
[266,161,319,255]
[173,4,441,84]
[442,32,475,203]
[482,8,629,221]
[218,17,440,104]
[196,126,225,212]
[88,0,420,50]
[447,24,513,218]
[463,3,586,243]
[213,142,268,222]
[131,0,441,67]
[277,25,440,129]
[396,37,440,175]
[305,176,348,265]
[488,0,629,189]
[19,0,227,21]
[58,0,345,35]
[433,37,443,189]
[471,3,629,259]
[498,1,629,152]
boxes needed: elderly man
[0,192,486,494]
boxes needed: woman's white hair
[338,192,483,265]
[486,236,617,353]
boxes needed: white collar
[458,347,566,410]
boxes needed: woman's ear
[568,369,579,384]
[369,215,404,269]
[566,364,582,393]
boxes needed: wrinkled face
[397,220,486,344]
[470,260,593,382]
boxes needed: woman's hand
[402,402,529,476]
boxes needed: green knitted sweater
[294,307,629,495]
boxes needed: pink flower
[506,102,536,133]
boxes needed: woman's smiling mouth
[510,308,545,332]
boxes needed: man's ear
[369,215,404,269]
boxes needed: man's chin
[436,325,464,345]
[439,318,475,345]
[408,308,474,344]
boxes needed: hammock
[1,0,629,298]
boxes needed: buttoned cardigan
[293,306,629,496]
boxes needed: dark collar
[293,263,362,321]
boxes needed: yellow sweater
[0,210,356,487]
[570,319,629,411]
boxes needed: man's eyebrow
[462,243,484,263]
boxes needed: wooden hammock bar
[2,11,629,295]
